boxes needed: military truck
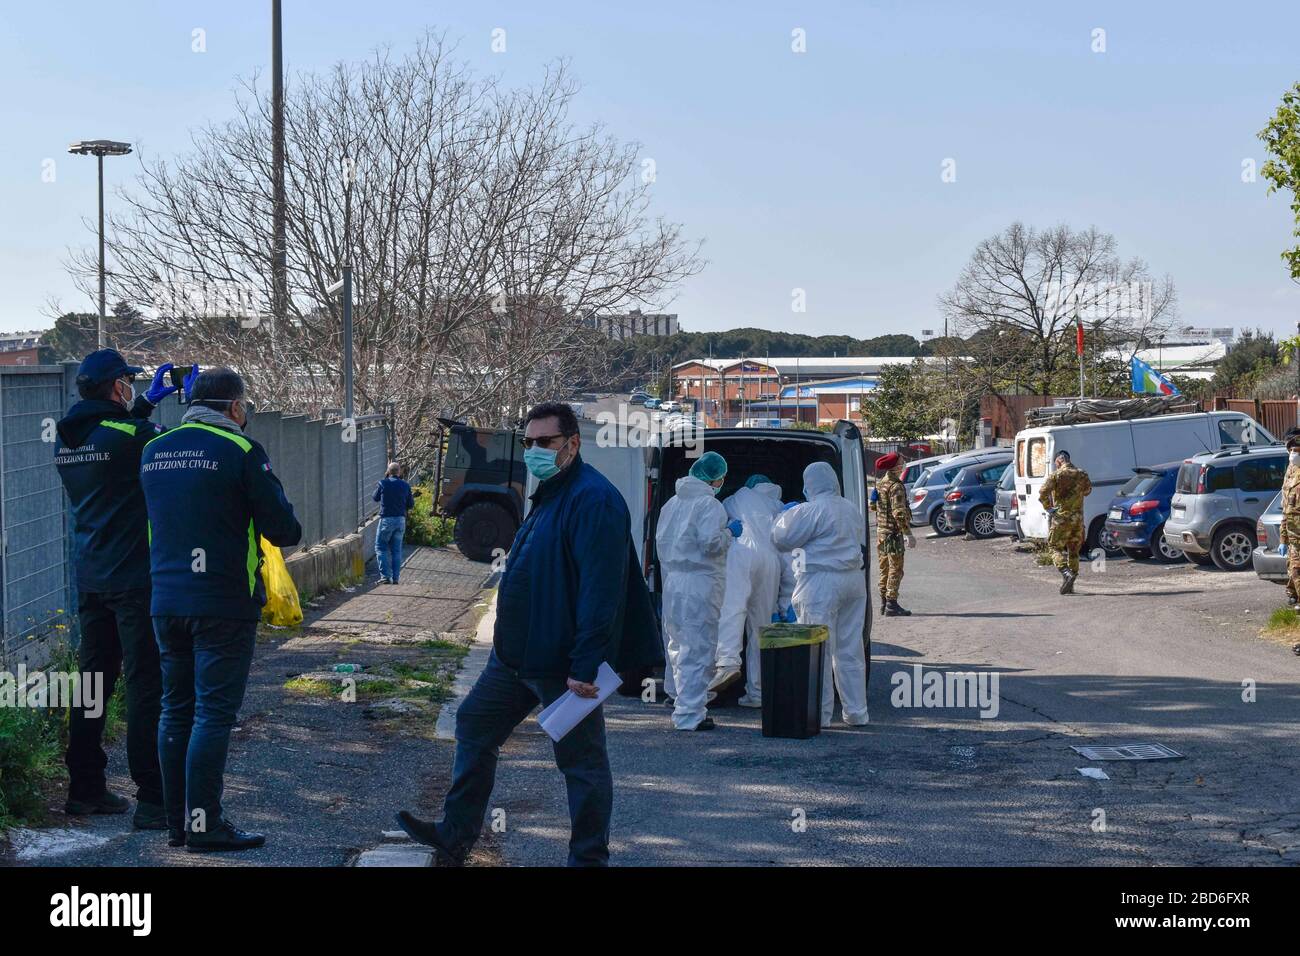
[433,417,526,563]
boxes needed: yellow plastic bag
[259,536,303,626]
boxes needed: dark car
[941,457,1012,539]
[1101,462,1185,562]
[908,450,1008,536]
[993,463,1019,538]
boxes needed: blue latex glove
[783,605,797,623]
[182,364,200,400]
[146,363,178,404]
[782,501,800,512]
[869,487,879,503]
[771,612,782,623]
[727,519,744,538]
[1281,543,1289,557]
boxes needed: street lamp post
[68,140,132,348]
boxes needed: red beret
[875,452,900,471]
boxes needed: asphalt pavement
[481,534,1300,865]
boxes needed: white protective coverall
[717,483,784,701]
[771,461,870,726]
[656,474,732,729]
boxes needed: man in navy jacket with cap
[54,348,194,826]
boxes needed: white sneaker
[707,666,741,693]
[737,694,762,709]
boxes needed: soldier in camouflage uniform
[1038,449,1092,595]
[874,452,917,616]
[1280,430,1300,606]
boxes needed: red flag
[1076,317,1085,356]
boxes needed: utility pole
[271,0,287,331]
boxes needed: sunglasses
[519,433,571,450]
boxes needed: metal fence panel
[358,422,388,522]
[1,368,73,661]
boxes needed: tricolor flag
[1131,355,1181,396]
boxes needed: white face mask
[1290,451,1299,466]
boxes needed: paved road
[482,535,1300,865]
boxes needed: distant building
[0,331,51,366]
[587,309,679,340]
[671,356,917,426]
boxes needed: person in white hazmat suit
[711,475,784,707]
[655,451,740,731]
[771,461,870,727]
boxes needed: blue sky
[3,0,1299,340]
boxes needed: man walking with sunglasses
[397,400,662,865]
[54,349,195,827]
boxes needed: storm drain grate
[1070,743,1183,761]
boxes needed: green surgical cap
[745,474,772,489]
[689,451,728,482]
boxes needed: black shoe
[184,819,266,853]
[132,801,168,830]
[394,811,465,866]
[884,600,911,617]
[167,827,186,848]
[1060,569,1076,595]
[880,596,888,614]
[65,790,130,816]
[663,695,675,707]
[692,717,716,731]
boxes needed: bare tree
[938,223,1176,396]
[67,33,701,467]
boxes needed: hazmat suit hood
[803,461,841,500]
[674,473,719,500]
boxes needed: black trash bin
[759,623,828,739]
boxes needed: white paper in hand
[535,662,622,742]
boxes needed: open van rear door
[832,420,873,667]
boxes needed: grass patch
[0,706,63,832]
[283,676,335,697]
[1266,606,1300,630]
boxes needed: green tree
[1209,329,1277,393]
[862,362,939,440]
[40,302,169,362]
[1259,81,1300,281]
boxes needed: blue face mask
[524,447,561,481]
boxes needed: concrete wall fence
[0,362,389,666]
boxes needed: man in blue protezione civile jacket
[139,367,301,852]
[54,348,194,827]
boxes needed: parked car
[908,450,1011,536]
[1164,444,1288,570]
[993,465,1020,538]
[1015,410,1273,555]
[1101,463,1185,562]
[1252,491,1287,586]
[941,456,1013,539]
[658,400,680,413]
[643,397,661,409]
[629,392,649,406]
[901,453,955,491]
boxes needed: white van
[1013,411,1274,552]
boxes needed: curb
[433,590,496,742]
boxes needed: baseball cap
[75,348,144,387]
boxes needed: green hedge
[404,484,455,548]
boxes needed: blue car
[1101,462,1185,562]
[940,457,1012,538]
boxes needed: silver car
[902,453,954,491]
[1252,491,1287,585]
[1164,446,1287,571]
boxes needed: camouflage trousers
[1048,517,1084,575]
[877,536,905,599]
[1288,545,1300,602]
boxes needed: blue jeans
[436,651,612,866]
[154,616,257,833]
[376,517,405,582]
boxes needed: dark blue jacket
[54,396,163,593]
[140,418,302,620]
[493,454,663,683]
[373,477,414,517]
